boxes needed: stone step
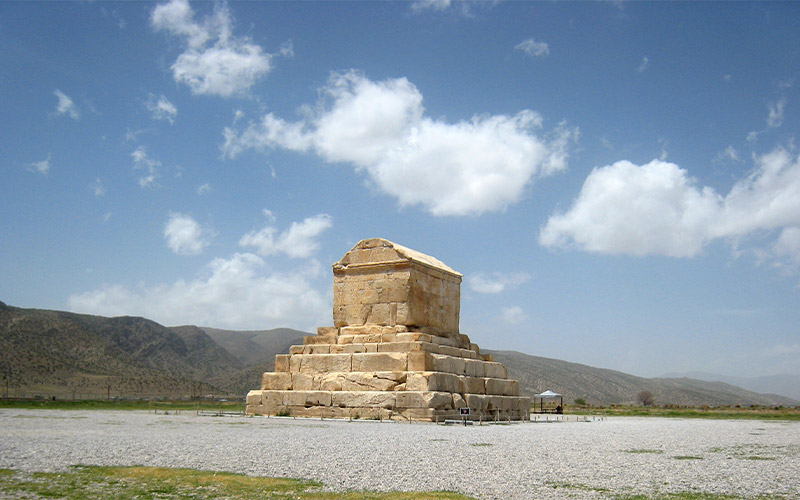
[247,389,530,417]
[290,340,484,360]
[261,370,520,396]
[278,352,508,379]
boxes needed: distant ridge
[1,301,796,406]
[489,350,798,407]
[661,371,800,402]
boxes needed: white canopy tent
[533,390,563,414]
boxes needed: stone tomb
[246,238,530,421]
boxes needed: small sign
[459,407,470,416]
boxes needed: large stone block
[292,373,315,391]
[377,341,436,353]
[246,390,262,406]
[284,391,332,407]
[486,378,519,396]
[395,391,454,410]
[463,359,485,378]
[351,352,407,372]
[262,372,292,391]
[296,354,352,374]
[484,362,508,379]
[262,390,285,411]
[431,353,465,375]
[407,351,435,371]
[274,355,290,372]
[342,371,406,391]
[406,372,464,393]
[331,391,396,409]
[463,377,486,394]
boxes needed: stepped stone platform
[246,238,530,421]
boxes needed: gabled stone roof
[335,238,462,277]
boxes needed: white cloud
[223,70,576,216]
[240,213,332,258]
[67,253,329,330]
[409,0,488,16]
[151,0,279,97]
[53,89,79,119]
[636,56,649,73]
[515,38,550,58]
[501,306,529,325]
[131,146,161,188]
[714,145,741,164]
[28,154,51,175]
[164,212,212,255]
[146,94,178,124]
[411,0,451,11]
[767,98,786,128]
[771,226,800,273]
[467,272,531,294]
[540,147,800,261]
[90,178,106,196]
[196,183,212,195]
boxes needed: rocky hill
[1,301,796,406]
[489,350,797,406]
[0,302,228,398]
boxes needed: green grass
[671,456,704,460]
[624,449,664,454]
[0,466,475,500]
[546,481,609,493]
[0,399,245,412]
[568,406,800,421]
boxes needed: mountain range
[0,301,796,406]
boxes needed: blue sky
[2,0,799,379]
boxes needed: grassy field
[0,398,246,413]
[2,399,799,421]
[0,466,474,500]
[567,405,800,421]
[0,466,789,500]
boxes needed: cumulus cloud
[540,147,800,261]
[146,94,178,123]
[131,146,161,188]
[636,56,649,73]
[67,253,329,330]
[28,154,51,175]
[515,38,550,58]
[467,272,531,294]
[164,212,212,255]
[151,0,282,97]
[223,70,576,216]
[240,212,333,258]
[196,183,212,195]
[53,90,79,119]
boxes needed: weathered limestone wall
[332,238,461,336]
[246,238,530,421]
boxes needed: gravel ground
[0,409,798,499]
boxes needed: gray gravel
[0,409,798,499]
